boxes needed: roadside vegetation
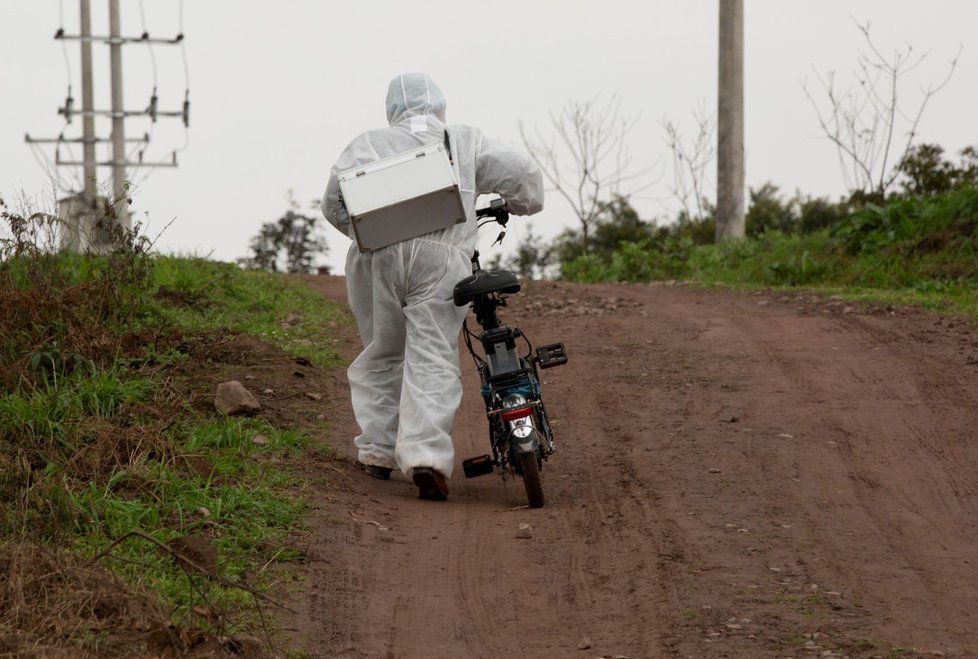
[496,143,978,318]
[0,195,346,656]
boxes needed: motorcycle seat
[452,269,521,306]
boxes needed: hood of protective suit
[385,73,446,126]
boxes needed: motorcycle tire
[519,451,545,508]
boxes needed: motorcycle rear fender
[509,426,541,454]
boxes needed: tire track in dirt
[643,288,978,655]
[718,304,978,647]
[285,277,978,658]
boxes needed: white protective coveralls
[322,73,544,479]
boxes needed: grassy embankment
[1,202,346,656]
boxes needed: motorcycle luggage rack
[535,343,568,369]
[487,369,532,388]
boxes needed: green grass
[1,363,313,625]
[152,256,348,367]
[67,426,308,632]
[0,241,348,649]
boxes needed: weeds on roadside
[558,186,978,317]
[1,192,345,655]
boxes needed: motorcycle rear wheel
[519,451,545,508]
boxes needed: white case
[337,143,465,252]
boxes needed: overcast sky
[2,1,976,272]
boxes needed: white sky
[2,1,976,273]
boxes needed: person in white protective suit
[321,73,544,501]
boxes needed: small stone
[262,388,274,395]
[252,434,268,445]
[244,374,257,380]
[305,392,323,401]
[197,507,211,517]
[777,433,794,439]
[215,380,261,416]
[516,523,533,539]
[843,306,854,314]
[708,467,721,474]
[577,637,591,650]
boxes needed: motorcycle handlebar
[476,198,510,225]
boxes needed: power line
[27,3,190,184]
[25,0,190,252]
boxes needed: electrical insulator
[61,91,74,123]
[182,92,190,128]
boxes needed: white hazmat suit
[322,73,544,484]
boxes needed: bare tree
[803,21,961,202]
[519,94,652,256]
[662,105,717,225]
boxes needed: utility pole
[108,0,128,229]
[716,0,745,241]
[25,1,188,253]
[80,0,96,205]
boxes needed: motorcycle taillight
[501,406,532,421]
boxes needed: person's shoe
[412,467,449,501]
[353,459,392,480]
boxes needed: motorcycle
[451,198,568,508]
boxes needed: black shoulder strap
[443,128,453,165]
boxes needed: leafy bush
[765,251,829,286]
[560,254,609,283]
[832,185,978,257]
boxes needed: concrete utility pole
[79,0,97,204]
[107,0,128,229]
[716,0,745,241]
[25,1,187,252]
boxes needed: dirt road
[283,276,978,658]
